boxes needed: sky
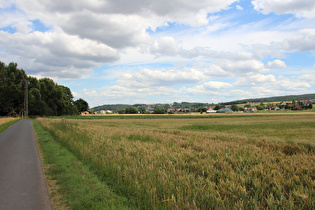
[1,0,315,107]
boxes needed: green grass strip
[32,120,134,210]
[0,119,20,133]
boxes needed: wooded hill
[93,93,315,111]
[93,102,213,111]
[220,93,315,105]
[0,61,87,116]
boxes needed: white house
[206,108,216,113]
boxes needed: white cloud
[252,0,315,18]
[34,0,237,26]
[1,0,315,106]
[276,80,311,91]
[12,20,33,33]
[283,29,315,52]
[0,0,241,80]
[84,85,181,105]
[298,74,315,84]
[118,67,208,87]
[251,78,311,96]
[266,59,287,68]
[0,7,28,28]
[234,74,276,87]
[203,64,231,77]
[8,0,239,48]
[218,59,269,74]
[58,12,152,49]
[252,29,315,59]
[151,36,180,56]
[203,81,233,89]
[236,5,243,10]
[149,39,269,75]
[0,30,119,79]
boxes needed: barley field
[37,114,315,209]
[0,117,17,126]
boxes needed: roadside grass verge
[32,120,134,210]
[0,118,20,133]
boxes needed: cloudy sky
[1,0,315,107]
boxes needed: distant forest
[220,93,315,105]
[0,61,88,116]
[93,102,214,111]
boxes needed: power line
[24,80,28,119]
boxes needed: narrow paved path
[0,120,52,210]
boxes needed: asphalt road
[0,120,52,210]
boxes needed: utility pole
[24,80,28,119]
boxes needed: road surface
[0,120,52,210]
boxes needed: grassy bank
[32,120,134,209]
[37,115,315,209]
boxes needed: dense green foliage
[0,61,82,116]
[0,62,26,116]
[153,108,166,114]
[172,102,211,109]
[74,98,89,112]
[118,106,138,114]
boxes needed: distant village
[81,99,315,115]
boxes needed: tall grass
[0,117,18,126]
[33,120,133,209]
[37,115,315,209]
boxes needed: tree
[163,104,171,110]
[231,104,239,112]
[213,104,226,110]
[153,108,166,114]
[74,98,89,113]
[0,61,79,116]
[125,106,138,114]
[29,88,44,115]
[139,107,146,114]
[0,62,26,116]
[118,109,125,114]
[257,105,264,110]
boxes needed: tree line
[221,93,315,105]
[0,61,89,116]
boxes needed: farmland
[0,117,17,126]
[36,113,315,209]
